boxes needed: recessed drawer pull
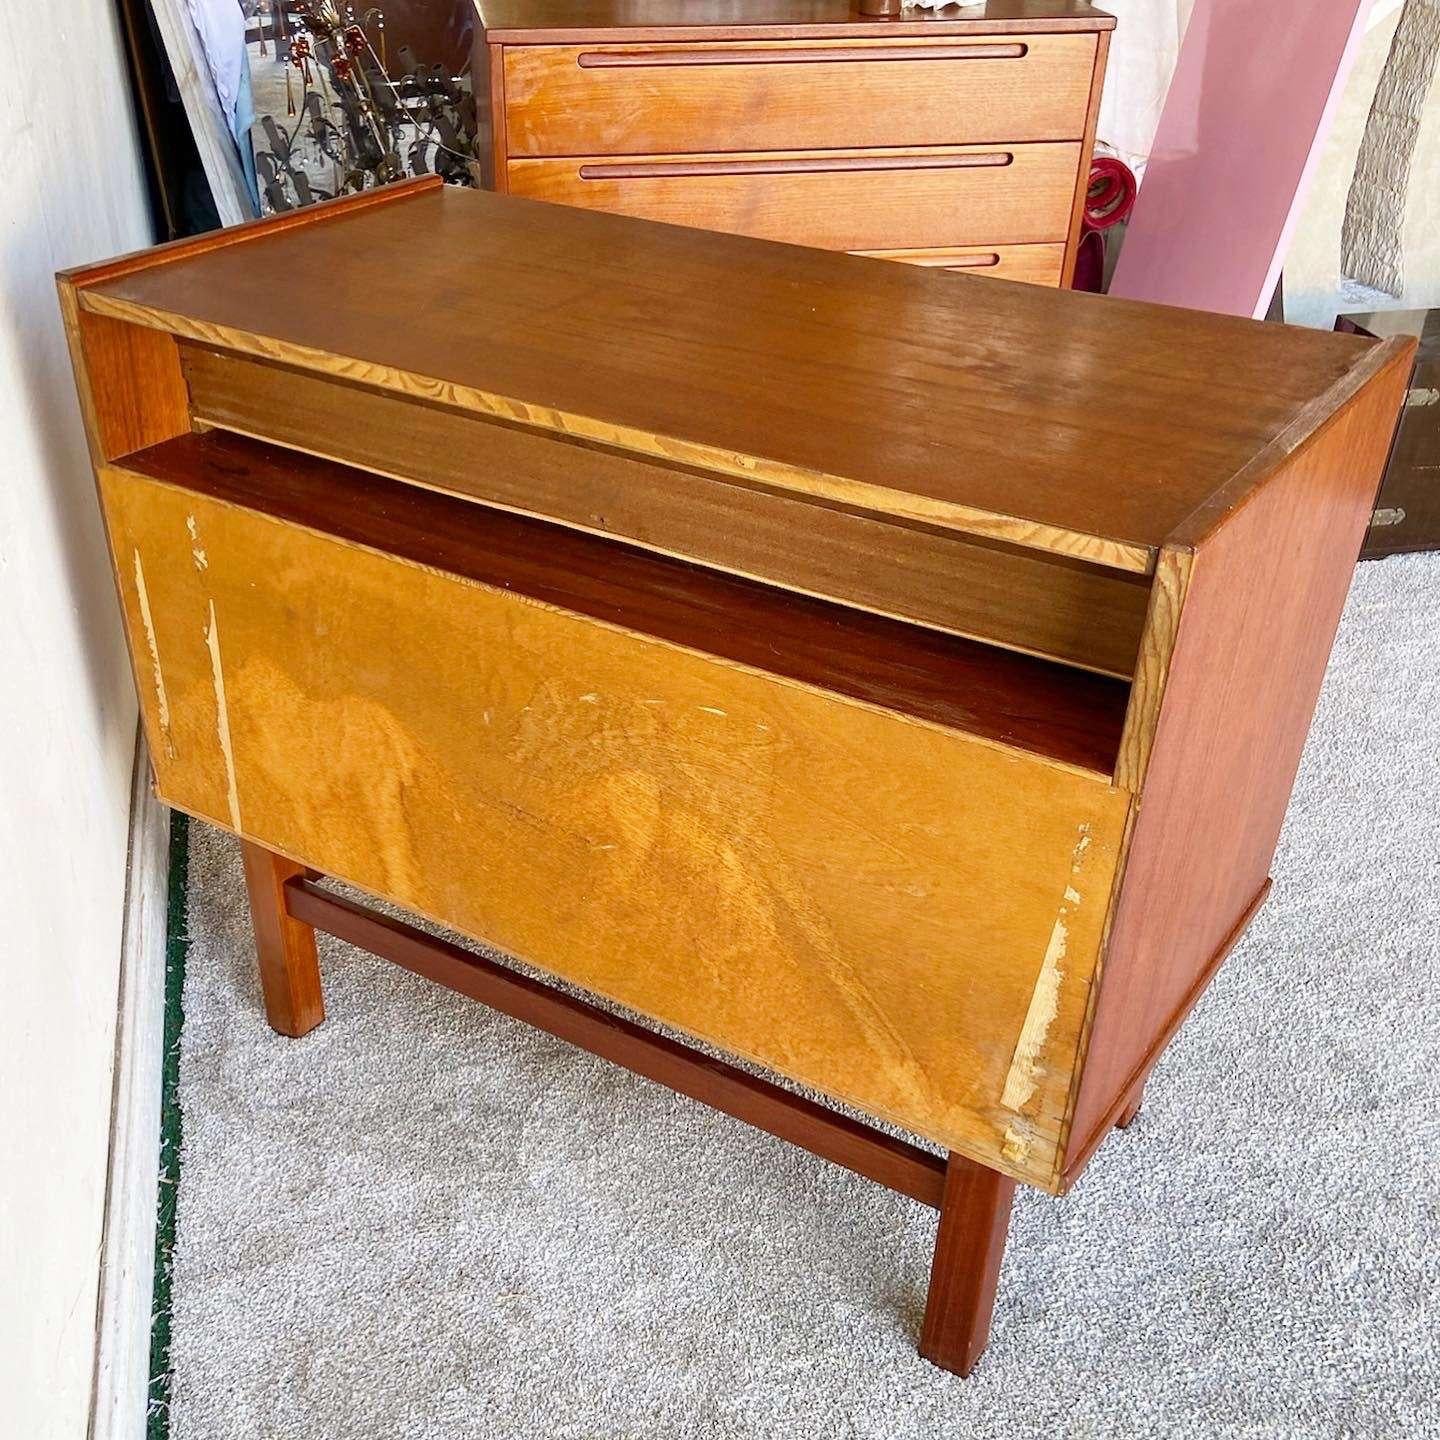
[946,253,1002,269]
[578,153,1015,181]
[576,43,1028,68]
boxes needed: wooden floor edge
[1055,876,1273,1191]
[1165,337,1417,549]
[76,287,1155,577]
[284,877,950,1209]
[57,176,443,289]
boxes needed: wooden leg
[918,1153,1016,1377]
[1116,1071,1151,1130]
[240,840,325,1037]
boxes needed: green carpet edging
[147,811,190,1440]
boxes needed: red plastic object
[1072,155,1137,293]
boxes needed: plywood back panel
[123,430,1133,773]
[99,459,1130,1190]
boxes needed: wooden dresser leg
[918,1153,1016,1377]
[1116,1085,1146,1130]
[240,840,325,1037]
[1116,1068,1152,1130]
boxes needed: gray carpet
[168,552,1440,1440]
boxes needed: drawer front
[855,243,1068,287]
[104,462,1128,1190]
[506,143,1082,251]
[502,35,1098,156]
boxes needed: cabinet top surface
[74,185,1383,571]
[475,0,1115,41]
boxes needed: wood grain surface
[116,430,1133,771]
[502,35,1096,155]
[98,445,1131,1189]
[57,300,189,466]
[74,186,1383,573]
[505,142,1081,251]
[241,842,325,1037]
[182,344,1149,676]
[1062,347,1415,1174]
[853,243,1067,285]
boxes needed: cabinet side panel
[1060,27,1108,288]
[59,298,190,464]
[100,463,1130,1189]
[1063,352,1413,1179]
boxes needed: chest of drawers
[60,179,1409,1380]
[476,0,1113,286]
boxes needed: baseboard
[90,728,170,1440]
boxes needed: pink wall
[1109,0,1373,318]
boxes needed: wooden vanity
[475,0,1114,286]
[59,179,1410,1377]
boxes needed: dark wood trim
[919,1154,1016,1376]
[284,877,949,1208]
[242,843,325,1037]
[489,45,509,192]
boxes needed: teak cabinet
[475,0,1114,286]
[60,180,1411,1378]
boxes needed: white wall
[1286,0,1440,328]
[0,3,155,1438]
[1096,0,1197,173]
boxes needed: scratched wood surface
[120,430,1134,775]
[73,185,1383,575]
[99,449,1130,1190]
